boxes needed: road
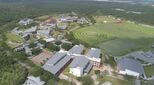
[135,80,141,85]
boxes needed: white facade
[87,57,101,67]
[69,67,83,77]
[22,76,45,85]
[119,69,140,77]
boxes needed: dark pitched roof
[69,45,84,54]
[87,48,101,58]
[43,52,71,75]
[70,56,92,73]
[117,58,144,75]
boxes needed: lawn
[73,16,154,56]
[6,33,24,43]
[144,65,154,77]
[98,76,135,85]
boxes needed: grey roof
[24,26,37,33]
[43,52,71,75]
[24,46,32,54]
[129,51,154,64]
[87,48,101,58]
[22,76,45,85]
[117,58,144,75]
[145,51,154,58]
[37,30,51,37]
[69,45,84,54]
[70,56,92,73]
[84,62,93,73]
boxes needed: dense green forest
[0,0,154,85]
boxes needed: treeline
[0,1,154,27]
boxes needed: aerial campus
[6,11,154,85]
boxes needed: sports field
[73,16,154,56]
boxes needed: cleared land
[73,16,154,56]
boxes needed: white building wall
[69,67,83,77]
[125,69,140,77]
[119,69,140,77]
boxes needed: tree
[77,76,94,85]
[32,48,42,55]
[38,39,46,45]
[55,40,62,45]
[46,79,55,85]
[61,43,72,51]
[95,70,101,75]
[29,42,37,48]
[46,43,60,51]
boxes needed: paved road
[135,80,141,85]
[59,74,81,85]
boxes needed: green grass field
[144,65,154,77]
[98,76,135,85]
[73,16,154,56]
[6,33,24,43]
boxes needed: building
[22,76,45,85]
[40,17,57,28]
[60,16,78,23]
[43,52,71,75]
[68,45,84,56]
[43,37,55,42]
[15,45,24,52]
[19,18,33,26]
[11,27,22,35]
[129,51,154,64]
[23,26,37,34]
[77,17,89,25]
[117,58,145,78]
[31,51,52,65]
[86,48,101,67]
[22,33,31,40]
[69,56,93,77]
[24,46,32,56]
[37,29,51,38]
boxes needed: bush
[95,70,101,75]
[61,43,72,51]
[55,40,62,45]
[32,48,42,55]
[29,42,37,48]
[30,66,59,82]
[46,43,60,51]
[77,76,94,85]
[38,39,46,45]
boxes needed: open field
[73,16,154,56]
[144,65,154,77]
[98,76,135,85]
[6,33,24,43]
